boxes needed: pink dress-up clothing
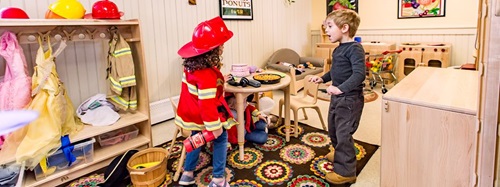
[0,31,32,149]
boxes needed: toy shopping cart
[365,50,402,94]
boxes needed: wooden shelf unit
[381,67,478,186]
[0,19,151,187]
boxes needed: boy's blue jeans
[184,130,227,178]
[245,120,268,144]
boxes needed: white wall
[311,0,479,66]
[0,0,313,104]
[312,0,479,30]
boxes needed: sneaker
[325,171,356,184]
[178,174,195,185]
[208,178,230,187]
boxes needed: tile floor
[152,86,388,187]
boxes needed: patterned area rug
[161,123,379,187]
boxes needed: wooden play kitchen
[381,67,478,186]
[396,42,451,80]
[0,19,152,187]
[314,41,396,72]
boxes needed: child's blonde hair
[326,9,360,38]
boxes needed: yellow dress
[6,37,82,169]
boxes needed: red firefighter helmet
[91,0,123,19]
[178,17,233,58]
[0,7,29,19]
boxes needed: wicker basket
[127,148,169,187]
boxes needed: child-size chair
[278,75,327,138]
[266,48,326,95]
[167,97,191,182]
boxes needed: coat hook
[37,31,51,42]
[62,29,76,41]
[85,29,99,40]
[16,32,24,38]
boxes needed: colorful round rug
[310,156,334,179]
[287,175,330,187]
[228,148,263,169]
[126,173,172,187]
[363,89,378,103]
[254,134,285,152]
[230,179,263,187]
[300,132,330,148]
[254,160,293,186]
[163,140,183,158]
[279,144,316,165]
[171,151,210,171]
[67,173,104,187]
[157,172,173,187]
[204,141,215,155]
[355,142,367,160]
[195,167,234,187]
[277,125,303,137]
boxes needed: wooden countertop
[383,67,478,115]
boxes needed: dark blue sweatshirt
[321,42,365,96]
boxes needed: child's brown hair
[182,46,223,72]
[326,9,360,38]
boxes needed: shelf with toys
[0,19,151,187]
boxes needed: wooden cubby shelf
[0,19,151,187]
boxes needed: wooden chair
[266,48,326,95]
[278,75,327,137]
[167,97,191,182]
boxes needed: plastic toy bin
[97,125,139,147]
[34,138,95,180]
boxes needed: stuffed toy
[276,61,303,75]
[297,62,316,70]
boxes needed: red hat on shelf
[178,17,233,58]
[0,7,29,19]
[85,0,124,19]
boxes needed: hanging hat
[0,110,38,135]
[178,16,233,58]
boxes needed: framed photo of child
[398,0,445,19]
[219,0,253,20]
[326,0,358,14]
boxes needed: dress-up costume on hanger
[5,36,82,169]
[0,31,32,150]
[107,28,137,111]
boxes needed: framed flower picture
[326,0,358,15]
[398,0,445,18]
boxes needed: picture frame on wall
[398,0,445,19]
[219,0,253,20]
[326,0,358,15]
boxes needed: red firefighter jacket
[175,67,237,131]
[227,104,260,144]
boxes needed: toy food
[253,73,281,84]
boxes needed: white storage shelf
[0,19,151,187]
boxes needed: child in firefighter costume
[175,17,236,187]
